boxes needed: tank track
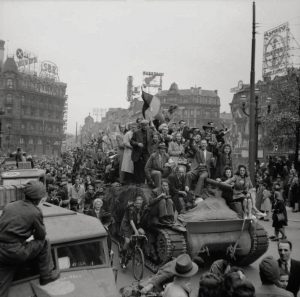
[235,222,269,266]
[144,228,187,272]
[156,228,187,264]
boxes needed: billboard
[142,71,163,91]
[262,23,290,79]
[15,48,38,74]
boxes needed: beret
[259,256,280,284]
[24,181,46,200]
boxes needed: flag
[141,90,161,119]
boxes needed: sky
[1,0,300,134]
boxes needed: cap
[24,181,46,200]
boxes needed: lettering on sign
[263,23,289,79]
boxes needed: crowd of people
[124,238,299,297]
[1,117,300,297]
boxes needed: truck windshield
[57,239,107,270]
[12,239,107,282]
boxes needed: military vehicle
[4,202,118,297]
[0,168,46,209]
[109,179,269,271]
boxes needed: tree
[261,68,300,169]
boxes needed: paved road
[114,207,300,296]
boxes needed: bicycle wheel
[132,247,144,280]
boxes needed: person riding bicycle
[120,195,145,269]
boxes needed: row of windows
[3,94,64,110]
[19,138,55,145]
[179,109,219,118]
[22,108,62,120]
[0,78,66,97]
[162,96,219,105]
[20,122,62,133]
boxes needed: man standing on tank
[0,181,60,297]
[130,119,152,184]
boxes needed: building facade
[0,56,67,156]
[230,77,298,162]
[156,83,220,128]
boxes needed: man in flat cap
[256,256,293,297]
[0,181,60,297]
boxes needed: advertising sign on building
[262,22,290,79]
[39,61,59,81]
[15,48,38,74]
[143,71,164,91]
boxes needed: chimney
[0,40,5,71]
[214,90,218,95]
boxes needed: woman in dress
[224,165,265,219]
[121,123,137,184]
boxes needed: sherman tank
[109,179,269,270]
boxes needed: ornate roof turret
[2,57,18,73]
[84,113,94,125]
[169,82,179,92]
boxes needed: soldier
[0,181,60,297]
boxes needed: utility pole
[249,1,257,185]
[75,122,78,144]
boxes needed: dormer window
[7,79,13,89]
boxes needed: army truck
[0,168,46,209]
[4,202,118,297]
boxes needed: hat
[259,256,280,284]
[170,254,198,277]
[141,119,149,125]
[158,143,167,149]
[203,122,215,130]
[24,181,46,200]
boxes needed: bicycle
[121,234,147,281]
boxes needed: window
[20,138,24,144]
[7,79,13,88]
[21,95,25,105]
[37,139,43,145]
[21,124,25,130]
[6,107,12,115]
[56,240,107,270]
[28,138,33,145]
[6,94,13,104]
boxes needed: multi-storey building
[156,83,220,128]
[0,53,67,156]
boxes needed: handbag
[276,213,285,222]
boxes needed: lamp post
[248,1,256,185]
[240,91,271,183]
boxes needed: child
[120,195,145,268]
[278,271,289,289]
[271,184,287,241]
[261,183,272,221]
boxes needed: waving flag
[141,89,161,119]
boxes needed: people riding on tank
[145,143,172,189]
[223,165,265,219]
[148,179,175,225]
[185,139,215,199]
[0,181,60,297]
[168,165,195,214]
[168,132,185,164]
